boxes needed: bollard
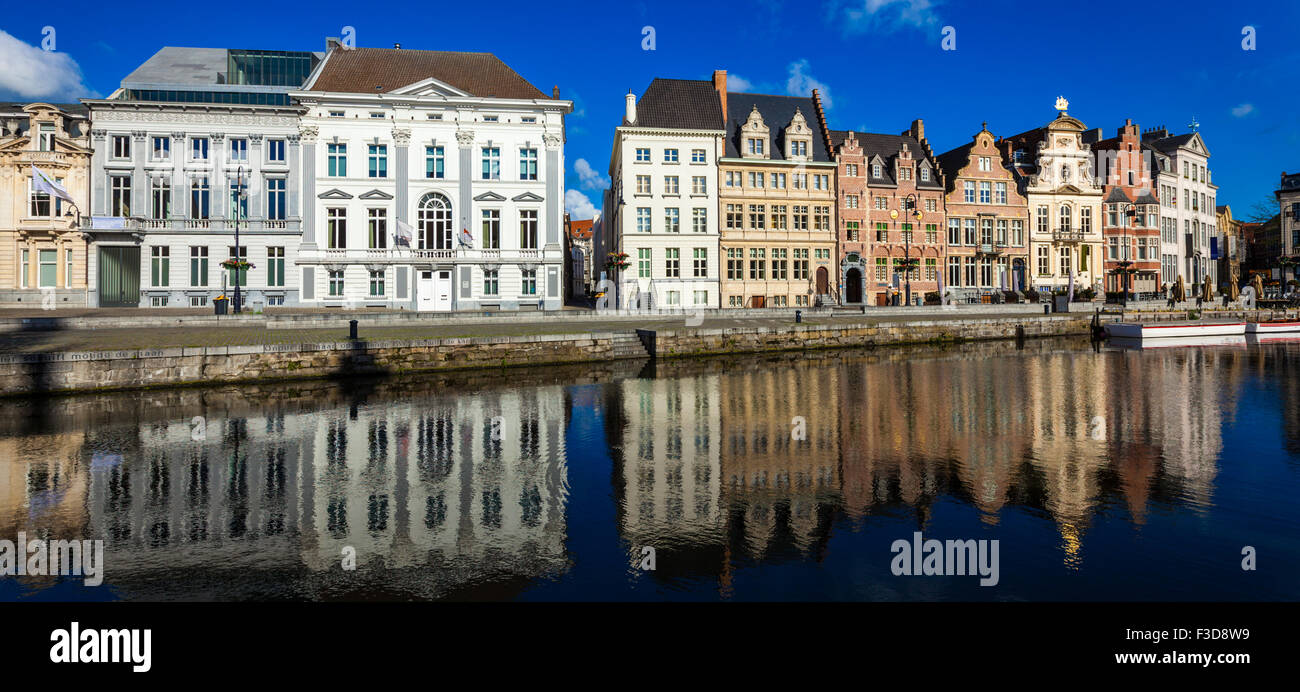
[795,309,802,323]
[349,319,358,340]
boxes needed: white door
[434,270,452,311]
[417,271,435,311]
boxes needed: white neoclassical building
[1143,126,1217,289]
[1002,99,1105,294]
[82,47,317,308]
[598,74,726,310]
[291,43,572,311]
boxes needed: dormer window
[747,138,764,156]
[790,141,807,157]
[37,123,55,151]
[872,163,882,178]
[920,166,930,182]
[899,166,912,181]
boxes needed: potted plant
[604,251,630,273]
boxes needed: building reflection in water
[0,341,1278,599]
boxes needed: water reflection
[2,340,1298,600]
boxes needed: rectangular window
[267,139,286,162]
[189,246,208,287]
[64,248,72,289]
[636,175,651,194]
[664,176,679,194]
[328,144,347,177]
[230,138,248,162]
[37,123,54,151]
[726,248,742,280]
[1036,206,1048,233]
[192,138,209,161]
[664,148,679,163]
[149,178,171,219]
[111,135,130,159]
[227,246,248,287]
[368,144,388,178]
[266,178,286,220]
[692,207,707,233]
[693,247,707,277]
[110,175,131,217]
[481,209,501,248]
[368,208,388,248]
[963,218,977,245]
[327,208,347,248]
[692,176,707,194]
[519,148,538,181]
[964,181,976,203]
[426,146,445,178]
[638,248,651,277]
[692,149,706,163]
[481,147,500,180]
[979,181,991,204]
[369,270,385,297]
[664,208,680,233]
[151,246,169,287]
[38,249,57,288]
[521,269,538,295]
[228,179,248,220]
[749,248,766,280]
[636,207,651,233]
[483,269,499,296]
[19,250,27,289]
[267,247,285,287]
[520,209,538,249]
[635,148,650,163]
[151,136,170,161]
[328,270,344,297]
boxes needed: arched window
[1059,204,1072,233]
[418,193,453,250]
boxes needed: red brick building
[1086,119,1162,296]
[936,123,1030,299]
[832,121,945,306]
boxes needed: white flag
[31,165,74,205]
[394,218,413,248]
[459,227,475,249]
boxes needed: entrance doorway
[816,266,829,295]
[417,270,452,311]
[845,268,863,304]
[98,246,140,307]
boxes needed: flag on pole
[458,227,475,249]
[393,218,413,248]
[31,165,74,205]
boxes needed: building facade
[565,214,593,299]
[718,90,836,308]
[1087,119,1162,296]
[83,47,315,308]
[292,44,572,311]
[601,74,725,310]
[848,121,945,306]
[1143,126,1217,290]
[937,123,1030,300]
[1277,171,1300,283]
[0,103,92,308]
[1001,99,1104,295]
[1215,205,1243,289]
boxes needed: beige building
[1001,99,1105,296]
[0,103,92,307]
[718,91,836,308]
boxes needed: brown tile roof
[634,78,724,130]
[568,219,593,240]
[309,47,548,99]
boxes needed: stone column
[393,127,410,226]
[248,133,264,222]
[171,132,187,220]
[90,129,107,215]
[456,130,474,234]
[131,130,147,218]
[210,133,226,222]
[544,133,562,248]
[287,134,301,221]
[299,126,318,248]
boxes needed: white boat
[1104,321,1246,339]
[1108,335,1248,350]
[1246,320,1300,334]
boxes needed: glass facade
[226,49,316,87]
[124,89,292,106]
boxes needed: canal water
[2,337,1297,601]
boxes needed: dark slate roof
[633,78,723,130]
[936,140,975,184]
[1134,192,1160,205]
[1279,173,1300,191]
[828,129,851,148]
[310,47,547,99]
[0,102,88,117]
[723,92,829,161]
[858,132,943,189]
[1104,188,1131,203]
[1142,131,1197,153]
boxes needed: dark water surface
[2,337,1297,601]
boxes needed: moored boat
[1246,320,1300,334]
[1104,321,1246,339]
[1108,335,1248,350]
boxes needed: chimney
[393,42,401,49]
[625,91,636,125]
[713,70,728,126]
[326,36,341,52]
[910,119,925,142]
[552,86,560,99]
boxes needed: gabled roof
[856,132,942,188]
[1134,191,1160,205]
[631,78,723,131]
[568,219,593,240]
[1104,188,1131,203]
[722,93,829,161]
[309,47,547,99]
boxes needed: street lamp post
[899,194,923,307]
[234,166,246,314]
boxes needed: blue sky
[2,0,1297,220]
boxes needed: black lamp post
[1113,202,1136,307]
[234,166,246,314]
[898,194,923,306]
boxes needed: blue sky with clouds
[1,0,1296,219]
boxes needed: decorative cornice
[392,127,412,146]
[543,133,561,150]
[299,125,319,143]
[455,130,475,147]
[88,110,300,128]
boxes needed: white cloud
[1231,103,1255,118]
[565,189,598,220]
[0,30,98,101]
[574,158,609,189]
[786,60,832,109]
[727,74,755,92]
[835,0,941,33]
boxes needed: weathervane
[1054,96,1069,114]
[1188,116,1200,132]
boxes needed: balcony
[18,150,68,166]
[305,247,553,264]
[1052,229,1087,242]
[977,242,1008,255]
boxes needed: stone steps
[609,333,650,359]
